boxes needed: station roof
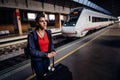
[89,0,120,17]
[34,0,120,16]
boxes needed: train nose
[62,27,77,34]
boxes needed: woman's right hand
[47,52,56,58]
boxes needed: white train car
[61,7,116,37]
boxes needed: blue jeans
[31,58,50,80]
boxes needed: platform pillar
[55,13,61,29]
[16,9,23,35]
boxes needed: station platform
[1,23,120,80]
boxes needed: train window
[92,16,108,22]
[63,18,77,26]
[92,17,95,22]
[109,18,114,21]
[63,8,83,26]
[63,15,79,26]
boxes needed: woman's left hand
[51,51,56,57]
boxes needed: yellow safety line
[52,30,108,65]
[26,30,108,80]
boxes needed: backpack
[24,43,30,58]
[24,42,35,74]
[24,31,33,58]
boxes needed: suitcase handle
[49,57,55,71]
[48,57,55,71]
[52,57,54,67]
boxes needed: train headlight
[63,24,66,26]
[73,24,75,26]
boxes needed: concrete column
[16,9,22,35]
[55,13,61,28]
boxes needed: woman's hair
[35,12,45,23]
[35,12,45,29]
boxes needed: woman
[28,12,56,80]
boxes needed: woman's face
[38,17,47,30]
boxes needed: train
[61,7,118,37]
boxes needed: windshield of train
[63,8,83,27]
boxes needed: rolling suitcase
[43,57,73,80]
